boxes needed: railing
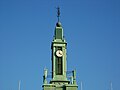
[43,69,77,85]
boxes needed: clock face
[56,50,63,57]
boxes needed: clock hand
[59,51,62,55]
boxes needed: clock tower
[51,21,68,83]
[42,7,78,90]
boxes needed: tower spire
[18,80,20,90]
[110,81,113,90]
[57,6,60,22]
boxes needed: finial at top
[57,6,60,22]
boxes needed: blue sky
[0,0,120,90]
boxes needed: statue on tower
[57,6,60,22]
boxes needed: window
[56,47,63,75]
[56,57,62,75]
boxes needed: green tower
[42,7,78,90]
